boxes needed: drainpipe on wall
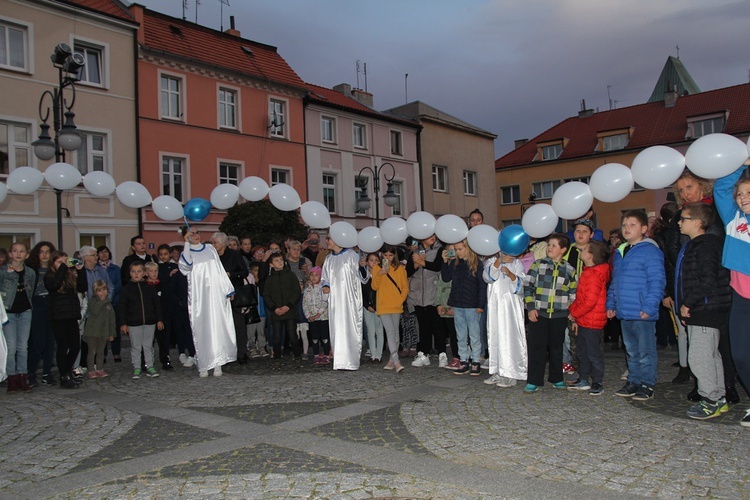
[416,127,424,212]
[133,35,143,236]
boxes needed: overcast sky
[133,0,750,158]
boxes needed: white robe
[0,295,8,382]
[483,257,527,380]
[179,243,237,372]
[321,248,364,370]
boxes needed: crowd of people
[1,165,748,429]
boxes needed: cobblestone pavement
[0,340,748,499]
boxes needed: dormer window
[686,112,726,139]
[595,128,633,152]
[535,140,565,161]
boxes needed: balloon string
[183,215,191,233]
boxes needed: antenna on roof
[183,0,188,20]
[195,0,201,23]
[607,84,618,110]
[356,60,361,89]
[363,62,367,92]
[405,73,408,104]
[218,0,230,31]
[675,44,680,59]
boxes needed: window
[502,219,521,227]
[322,174,336,213]
[160,74,182,119]
[391,181,403,217]
[74,43,102,85]
[0,20,28,71]
[218,88,237,129]
[79,234,108,250]
[602,133,628,151]
[0,120,31,177]
[162,157,184,202]
[353,123,366,148]
[532,180,562,200]
[76,131,107,175]
[539,143,563,160]
[463,171,477,196]
[321,117,336,143]
[689,116,725,138]
[564,176,590,184]
[355,175,368,215]
[500,185,521,205]
[219,162,240,185]
[0,233,32,251]
[269,99,286,137]
[390,130,402,156]
[631,182,645,192]
[271,168,289,186]
[432,165,448,192]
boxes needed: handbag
[245,305,261,324]
[233,277,258,309]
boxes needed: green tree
[219,200,308,245]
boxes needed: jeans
[621,320,658,387]
[4,309,32,375]
[576,327,605,384]
[28,295,55,377]
[453,307,481,363]
[363,308,384,360]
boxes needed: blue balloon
[184,197,211,222]
[498,224,530,257]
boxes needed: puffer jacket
[0,264,36,310]
[44,265,87,320]
[569,263,610,329]
[441,258,487,310]
[406,241,442,307]
[675,233,731,328]
[606,239,665,321]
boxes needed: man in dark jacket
[121,235,157,285]
[210,232,250,363]
[676,202,732,420]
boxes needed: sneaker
[524,384,539,394]
[27,375,39,388]
[454,361,470,375]
[74,366,88,377]
[438,352,448,368]
[615,382,640,397]
[484,373,503,385]
[589,382,604,396]
[184,356,196,367]
[96,371,109,378]
[445,358,462,371]
[213,365,222,377]
[87,372,100,379]
[384,361,395,370]
[717,397,729,414]
[60,376,78,389]
[146,367,159,378]
[632,385,654,401]
[364,349,371,358]
[470,363,481,377]
[496,377,517,388]
[41,374,56,386]
[568,380,591,391]
[741,409,750,428]
[686,399,722,420]
[620,369,629,381]
[395,362,405,373]
[162,361,173,371]
[411,352,431,367]
[199,371,209,378]
[480,357,490,369]
[250,349,262,359]
[562,363,575,374]
[179,353,187,365]
[552,381,567,389]
[132,369,142,380]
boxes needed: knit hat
[572,218,595,231]
[309,266,322,276]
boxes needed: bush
[219,200,308,245]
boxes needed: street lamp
[356,162,398,227]
[32,42,85,250]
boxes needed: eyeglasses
[309,241,319,245]
[679,216,694,221]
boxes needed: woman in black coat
[44,251,87,388]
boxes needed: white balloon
[300,200,331,229]
[329,221,357,248]
[685,133,750,179]
[210,183,240,210]
[44,162,82,190]
[380,217,408,245]
[434,214,469,244]
[522,203,559,238]
[631,145,685,189]
[268,183,301,211]
[551,181,594,220]
[466,224,500,256]
[357,226,383,253]
[116,181,152,209]
[83,171,116,197]
[239,176,269,202]
[589,163,634,203]
[151,195,184,221]
[406,211,436,240]
[7,166,44,195]
[0,182,7,204]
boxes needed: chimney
[351,88,373,108]
[224,16,241,37]
[514,139,529,149]
[578,98,594,118]
[333,83,352,95]
[664,84,678,108]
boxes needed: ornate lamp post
[356,162,398,227]
[32,43,85,250]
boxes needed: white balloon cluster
[1,133,747,253]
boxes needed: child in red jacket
[567,240,610,395]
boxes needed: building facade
[0,0,139,259]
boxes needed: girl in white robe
[483,253,527,387]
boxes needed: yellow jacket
[371,264,409,315]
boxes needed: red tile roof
[496,82,750,169]
[57,0,136,23]
[305,83,418,128]
[139,8,306,90]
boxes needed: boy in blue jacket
[608,210,666,400]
